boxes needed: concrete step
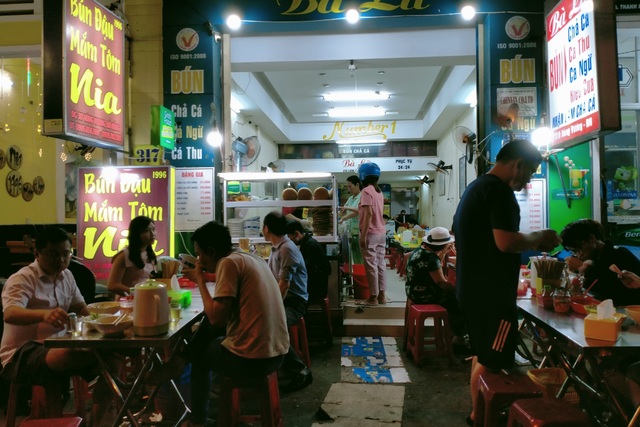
[342,301,406,320]
[342,318,404,337]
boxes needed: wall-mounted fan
[427,160,452,175]
[232,135,261,171]
[452,126,477,164]
[416,175,435,186]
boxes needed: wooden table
[517,298,640,426]
[45,298,204,427]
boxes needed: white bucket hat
[422,226,454,246]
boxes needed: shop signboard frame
[76,166,175,282]
[545,0,620,149]
[42,0,126,150]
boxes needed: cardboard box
[584,313,626,341]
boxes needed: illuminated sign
[77,166,175,281]
[545,0,620,148]
[151,105,176,150]
[43,0,125,150]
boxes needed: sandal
[377,297,390,304]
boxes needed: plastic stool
[218,371,283,427]
[475,372,542,427]
[288,317,312,368]
[20,418,84,427]
[384,254,396,269]
[507,397,589,426]
[405,304,454,365]
[6,381,64,427]
[306,297,332,347]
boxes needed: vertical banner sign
[162,22,217,167]
[482,13,545,164]
[42,0,125,150]
[77,166,175,281]
[545,0,620,148]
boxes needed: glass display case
[219,172,338,243]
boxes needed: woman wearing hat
[405,227,468,344]
[357,162,387,305]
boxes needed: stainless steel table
[517,298,640,426]
[45,302,204,427]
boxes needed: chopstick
[582,279,598,296]
[113,312,128,325]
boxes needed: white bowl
[178,253,198,269]
[83,314,110,331]
[625,305,640,323]
[87,301,121,315]
[93,314,133,336]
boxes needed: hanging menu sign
[545,0,620,148]
[42,0,125,150]
[175,167,215,230]
[516,179,547,233]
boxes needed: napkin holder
[584,313,626,341]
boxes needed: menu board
[175,167,215,230]
[516,179,547,233]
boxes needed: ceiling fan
[427,160,452,175]
[452,126,477,164]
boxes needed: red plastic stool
[384,253,396,269]
[6,381,64,427]
[288,317,312,368]
[306,297,333,347]
[475,372,543,427]
[20,418,84,427]
[218,371,284,427]
[507,397,589,426]
[405,304,454,365]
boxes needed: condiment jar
[552,288,571,313]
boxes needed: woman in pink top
[357,162,387,305]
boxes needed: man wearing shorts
[0,227,111,426]
[453,139,561,425]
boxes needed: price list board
[515,178,547,233]
[175,167,215,230]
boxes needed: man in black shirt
[286,220,330,303]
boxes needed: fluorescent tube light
[336,138,387,145]
[218,172,332,181]
[328,106,385,118]
[323,91,390,102]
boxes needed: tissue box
[584,313,626,341]
[168,290,192,308]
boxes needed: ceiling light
[226,14,242,30]
[1,71,12,90]
[377,82,384,86]
[328,106,385,118]
[385,111,398,115]
[312,112,329,117]
[219,172,332,180]
[323,91,390,102]
[336,137,387,145]
[345,9,360,24]
[323,84,330,88]
[206,129,223,147]
[461,5,476,20]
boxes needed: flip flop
[355,299,378,306]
